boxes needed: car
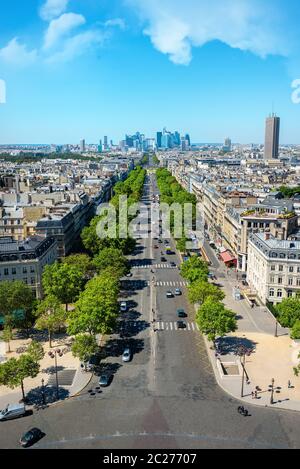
[126,272,133,278]
[158,239,162,244]
[120,301,127,312]
[177,309,187,318]
[122,348,132,362]
[99,374,112,387]
[19,428,44,448]
[166,291,174,298]
[154,245,159,249]
[161,257,167,262]
[175,288,182,296]
[177,320,187,329]
[170,262,176,267]
[0,404,26,421]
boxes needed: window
[30,266,35,273]
[269,288,275,297]
[12,268,16,275]
[279,265,283,272]
[288,290,293,298]
[288,278,293,286]
[271,265,276,271]
[297,278,300,287]
[270,276,275,284]
[289,266,294,273]
[277,289,283,298]
[23,267,27,274]
[4,268,9,276]
[297,267,300,273]
[31,278,35,285]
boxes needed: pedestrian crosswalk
[155,321,199,332]
[155,281,189,287]
[132,264,177,269]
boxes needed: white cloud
[45,30,106,64]
[104,18,127,30]
[44,13,86,49]
[0,38,37,66]
[40,0,69,21]
[126,0,290,65]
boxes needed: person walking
[288,380,292,389]
[251,392,255,399]
[254,390,258,399]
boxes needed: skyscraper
[104,136,108,150]
[264,114,280,160]
[185,134,191,147]
[80,139,86,152]
[156,132,162,148]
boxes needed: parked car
[161,257,167,262]
[177,309,187,318]
[0,404,26,422]
[177,320,187,329]
[99,374,112,387]
[126,272,133,278]
[120,301,127,312]
[175,288,182,296]
[122,348,132,362]
[170,262,176,267]
[19,428,44,448]
[166,291,174,298]
[84,354,100,372]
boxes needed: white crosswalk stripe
[155,321,199,332]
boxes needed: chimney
[265,229,271,241]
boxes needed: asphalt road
[2,170,300,449]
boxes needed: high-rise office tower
[264,114,280,160]
[156,132,162,148]
[174,131,181,146]
[80,139,86,152]
[185,134,191,147]
[224,137,232,152]
[104,136,108,150]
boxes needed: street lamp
[269,378,275,405]
[237,345,252,398]
[275,320,278,338]
[48,349,63,401]
[41,378,46,407]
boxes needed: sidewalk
[204,333,300,412]
[201,244,300,412]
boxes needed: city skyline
[0,0,300,144]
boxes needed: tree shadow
[94,362,122,378]
[101,337,144,359]
[130,258,153,267]
[41,365,65,374]
[215,336,257,356]
[26,384,69,406]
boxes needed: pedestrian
[255,390,258,399]
[251,392,254,399]
[288,380,291,389]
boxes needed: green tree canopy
[188,280,225,305]
[62,254,94,278]
[71,334,98,365]
[35,295,67,347]
[0,281,34,331]
[68,273,120,337]
[196,298,237,342]
[275,298,300,328]
[93,247,130,278]
[26,340,45,363]
[42,262,85,310]
[0,354,40,401]
[180,257,209,283]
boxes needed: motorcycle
[237,406,249,417]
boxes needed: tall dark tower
[264,114,280,160]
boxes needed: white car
[120,302,127,312]
[122,348,132,362]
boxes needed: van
[0,404,26,421]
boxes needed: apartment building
[247,232,300,305]
[0,235,57,298]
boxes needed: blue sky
[0,0,300,144]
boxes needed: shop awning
[220,251,236,264]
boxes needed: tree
[68,274,120,337]
[0,281,35,333]
[27,340,45,363]
[180,256,209,283]
[42,262,85,311]
[71,334,98,367]
[275,298,300,328]
[62,254,94,278]
[176,237,189,254]
[188,280,225,305]
[35,295,67,348]
[196,298,237,342]
[291,320,300,340]
[1,326,13,353]
[0,355,40,402]
[93,247,130,278]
